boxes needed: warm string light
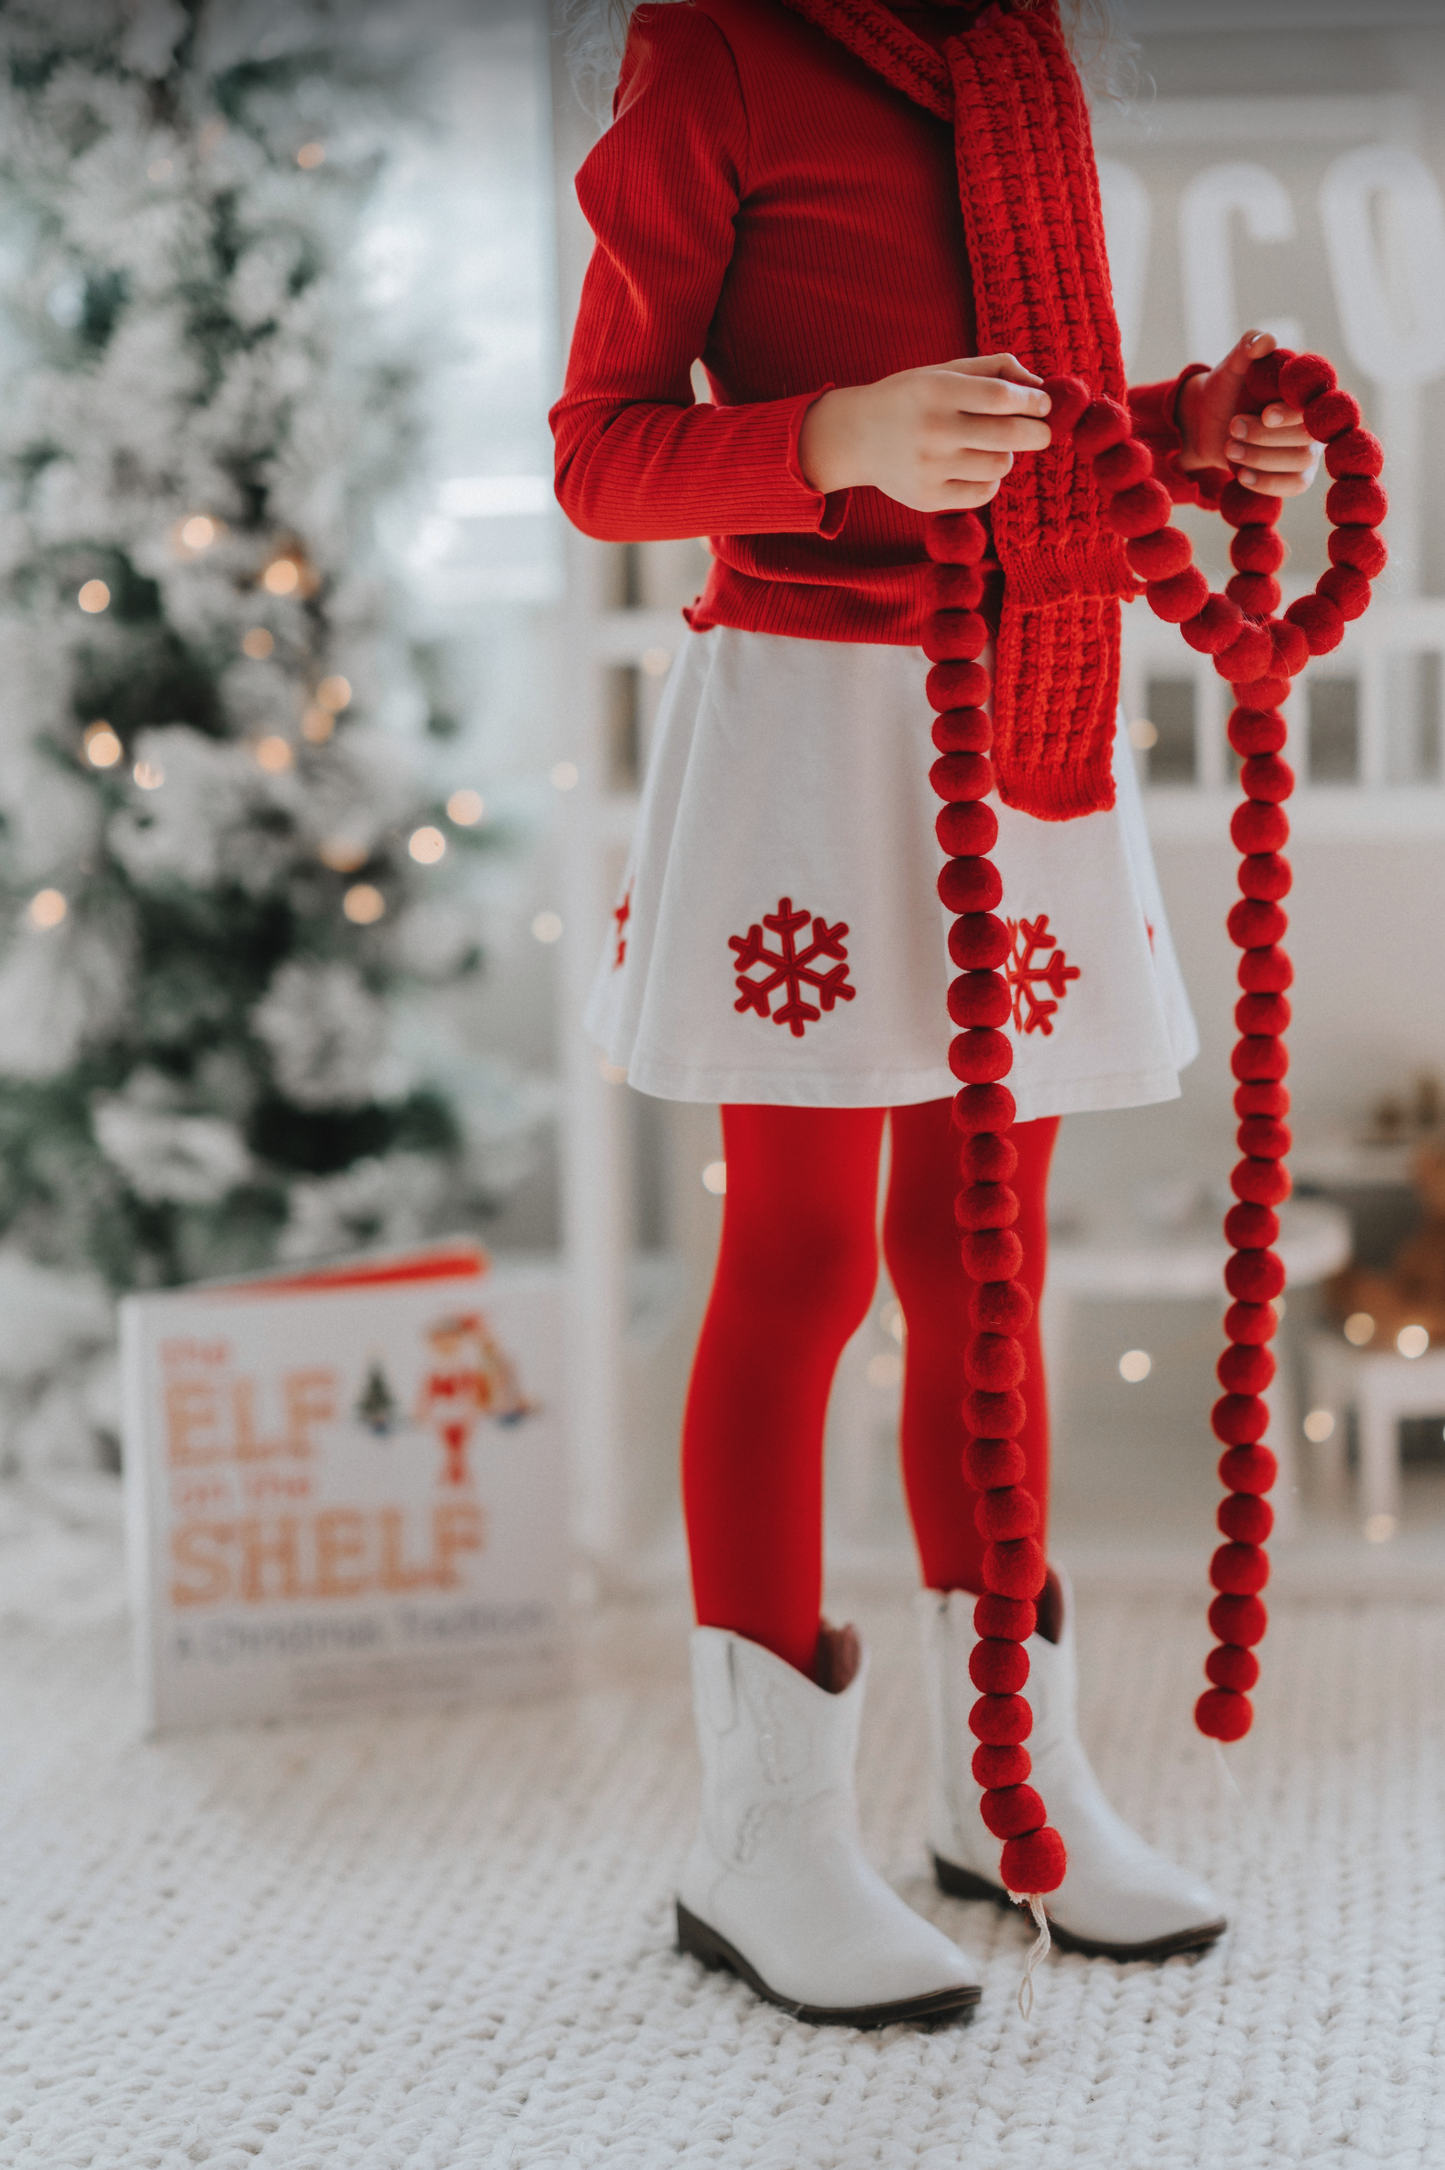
[343,883,385,925]
[408,826,446,865]
[77,580,109,614]
[447,788,484,826]
[26,889,67,931]
[296,142,326,169]
[242,628,273,660]
[83,722,122,768]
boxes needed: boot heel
[932,1851,1011,1908]
[676,1900,728,1970]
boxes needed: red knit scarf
[779,0,1135,818]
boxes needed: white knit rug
[3,1513,1444,2168]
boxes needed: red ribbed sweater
[551,0,1198,647]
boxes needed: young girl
[553,0,1318,2027]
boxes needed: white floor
[4,1479,1445,2169]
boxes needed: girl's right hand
[798,354,1053,512]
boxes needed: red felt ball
[975,1592,1037,1642]
[1324,427,1384,479]
[966,1330,1027,1388]
[1210,1540,1270,1594]
[1228,707,1288,756]
[1243,348,1289,405]
[926,561,986,611]
[1224,1203,1280,1252]
[1105,478,1174,538]
[1209,1590,1269,1643]
[931,750,993,801]
[1223,1300,1278,1348]
[949,1026,1011,1083]
[1001,1826,1067,1896]
[1181,594,1245,655]
[1271,620,1310,678]
[949,913,1010,971]
[939,858,1004,915]
[1284,593,1346,656]
[1225,1249,1285,1304]
[1278,351,1336,408]
[975,1487,1041,1543]
[928,510,988,564]
[1196,1687,1253,1742]
[1231,1152,1291,1202]
[972,1278,1033,1335]
[1217,1341,1275,1394]
[1318,565,1372,621]
[948,969,1010,1029]
[973,1742,1033,1788]
[1235,990,1291,1035]
[1240,753,1295,803]
[964,1436,1027,1490]
[1041,373,1091,440]
[962,1229,1025,1281]
[1238,673,1293,710]
[923,609,989,663]
[1221,479,1282,528]
[1219,1492,1274,1545]
[1237,855,1292,904]
[955,1181,1019,1232]
[1205,1643,1260,1692]
[1216,624,1275,685]
[1231,525,1286,574]
[970,1691,1033,1745]
[961,1131,1018,1183]
[1236,951,1293,998]
[952,1083,1016,1133]
[1304,389,1361,440]
[1236,1111,1291,1156]
[1228,900,1289,950]
[927,658,991,712]
[1329,524,1388,577]
[1147,567,1211,622]
[970,1636,1031,1694]
[1231,801,1289,854]
[980,1783,1047,1840]
[984,1536,1046,1601]
[1218,1443,1279,1496]
[964,1387,1026,1438]
[1226,573,1281,619]
[1074,397,1132,456]
[1127,528,1193,580]
[1093,438,1153,491]
[1212,1394,1270,1446]
[933,709,993,754]
[938,801,1000,859]
[1326,476,1388,527]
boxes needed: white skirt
[585,628,1198,1119]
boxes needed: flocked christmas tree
[0,0,513,1298]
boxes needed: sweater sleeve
[550,6,844,544]
[1128,364,1228,509]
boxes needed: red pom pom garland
[925,349,1386,1889]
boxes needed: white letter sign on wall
[1178,161,1303,363]
[1320,145,1445,390]
[1097,158,1151,374]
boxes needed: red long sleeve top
[551,0,1199,646]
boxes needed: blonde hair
[564,0,1139,114]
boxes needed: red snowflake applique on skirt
[612,883,632,970]
[729,897,856,1037]
[1005,914,1080,1036]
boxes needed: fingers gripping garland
[924,347,1388,1910]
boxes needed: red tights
[681,1101,1058,1677]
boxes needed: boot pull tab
[1010,1890,1052,2019]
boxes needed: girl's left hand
[1175,329,1320,498]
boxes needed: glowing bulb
[301,706,334,743]
[147,157,173,182]
[1118,1348,1152,1383]
[262,558,300,596]
[26,889,67,930]
[446,788,484,826]
[242,627,274,659]
[83,723,122,768]
[641,646,673,677]
[254,735,293,773]
[133,760,164,790]
[1398,1323,1429,1358]
[296,142,325,169]
[1303,1408,1336,1444]
[1364,1514,1397,1543]
[1344,1312,1376,1346]
[78,580,110,614]
[531,911,563,944]
[549,761,579,791]
[866,1351,903,1390]
[408,825,446,865]
[316,675,351,713]
[181,515,217,550]
[1128,716,1158,750]
[701,1160,727,1195]
[343,883,385,925]
[319,838,367,872]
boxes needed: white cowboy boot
[677,1623,981,2026]
[916,1575,1226,1961]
